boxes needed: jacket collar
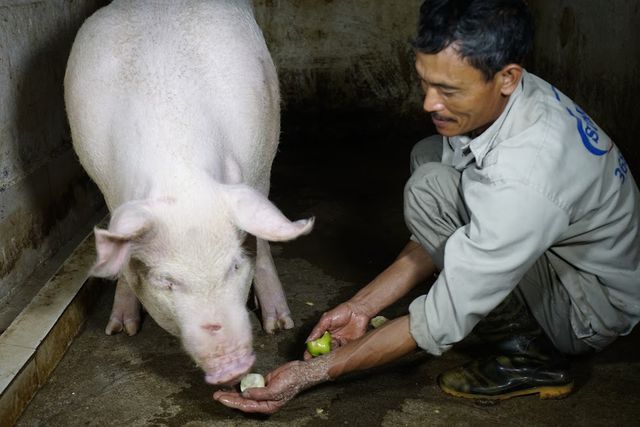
[445,70,526,170]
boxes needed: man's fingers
[212,390,238,402]
[213,391,280,414]
[307,311,339,341]
[306,322,327,342]
[242,386,278,400]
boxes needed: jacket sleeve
[408,179,569,355]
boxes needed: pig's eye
[150,275,177,291]
[152,280,174,291]
[226,259,243,278]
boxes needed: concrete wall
[0,0,424,312]
[0,0,107,305]
[528,0,640,182]
[255,0,640,179]
[254,0,424,114]
[0,0,638,312]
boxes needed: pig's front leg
[253,238,294,333]
[105,277,141,336]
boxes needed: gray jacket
[409,71,640,355]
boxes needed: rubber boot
[438,294,574,400]
[471,291,542,342]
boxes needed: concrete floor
[16,112,640,426]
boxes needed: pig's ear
[223,184,314,241]
[91,201,154,277]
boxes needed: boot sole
[440,382,574,400]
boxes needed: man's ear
[498,64,523,96]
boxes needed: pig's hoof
[263,315,294,334]
[105,317,140,336]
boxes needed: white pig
[64,0,313,385]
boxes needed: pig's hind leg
[253,238,294,333]
[105,277,141,336]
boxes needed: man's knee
[403,163,464,269]
[516,259,596,356]
[410,135,443,173]
[405,162,459,207]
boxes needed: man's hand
[303,241,435,361]
[214,316,417,414]
[304,301,371,360]
[213,359,330,414]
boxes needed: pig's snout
[181,309,255,385]
[203,350,256,385]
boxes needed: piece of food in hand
[306,331,332,357]
[240,373,265,392]
[370,315,389,328]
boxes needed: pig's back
[65,0,280,196]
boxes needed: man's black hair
[413,0,534,80]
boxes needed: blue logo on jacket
[551,86,611,156]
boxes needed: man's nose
[423,88,444,113]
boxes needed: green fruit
[306,331,332,357]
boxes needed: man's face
[415,46,513,137]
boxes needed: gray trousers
[404,136,592,355]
